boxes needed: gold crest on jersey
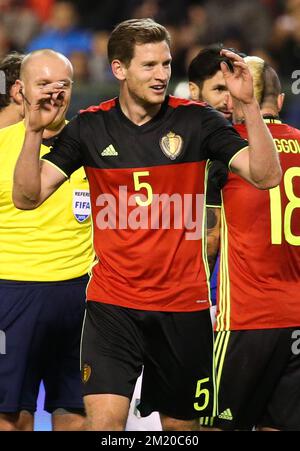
[160,131,183,160]
[82,363,91,383]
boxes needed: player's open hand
[220,50,254,105]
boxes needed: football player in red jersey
[187,45,243,325]
[188,44,238,123]
[13,19,280,431]
[202,57,300,431]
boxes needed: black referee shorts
[81,301,217,421]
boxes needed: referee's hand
[22,81,66,132]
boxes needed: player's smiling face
[124,41,172,106]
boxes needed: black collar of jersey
[115,95,170,132]
[41,121,67,147]
[42,135,58,148]
[238,115,282,125]
[262,115,282,124]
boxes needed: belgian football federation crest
[82,363,91,384]
[73,189,91,222]
[160,131,183,160]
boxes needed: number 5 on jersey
[133,171,153,207]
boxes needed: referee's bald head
[20,49,73,81]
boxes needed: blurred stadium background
[1,0,299,430]
[1,0,299,125]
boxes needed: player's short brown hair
[107,18,171,66]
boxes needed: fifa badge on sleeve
[73,190,91,222]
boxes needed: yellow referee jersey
[0,121,94,281]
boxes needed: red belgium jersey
[216,120,300,330]
[43,96,247,312]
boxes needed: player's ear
[188,81,201,101]
[277,93,285,112]
[111,59,127,81]
[11,79,24,105]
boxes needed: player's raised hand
[220,49,254,105]
[20,81,66,132]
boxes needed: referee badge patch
[73,189,91,222]
[160,131,183,160]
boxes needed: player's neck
[0,104,23,129]
[118,93,162,126]
[234,107,280,125]
[260,105,279,119]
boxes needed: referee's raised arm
[13,53,70,210]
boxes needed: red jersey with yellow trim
[43,95,247,312]
[215,120,300,330]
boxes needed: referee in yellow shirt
[0,51,94,431]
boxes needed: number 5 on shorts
[194,377,210,411]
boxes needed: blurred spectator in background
[0,23,11,59]
[285,97,300,129]
[1,0,39,51]
[173,43,204,98]
[203,0,271,51]
[72,0,193,32]
[261,0,284,18]
[130,0,160,19]
[0,0,297,131]
[72,0,128,31]
[27,0,92,57]
[69,51,89,84]
[170,3,207,79]
[184,2,208,44]
[88,31,112,83]
[269,0,300,79]
[26,0,55,23]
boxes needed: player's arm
[13,132,66,210]
[205,161,225,274]
[206,207,221,274]
[229,102,281,189]
[220,50,282,189]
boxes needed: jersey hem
[228,146,248,171]
[86,297,210,313]
[41,158,69,179]
[215,323,300,331]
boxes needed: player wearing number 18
[205,59,300,431]
[13,19,281,431]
